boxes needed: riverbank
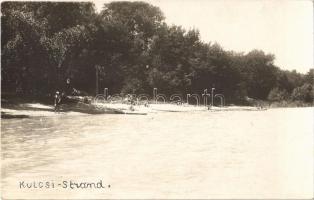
[1,101,270,119]
[1,102,128,119]
[2,94,313,119]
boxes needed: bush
[291,83,313,103]
[267,87,289,101]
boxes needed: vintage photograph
[1,0,313,199]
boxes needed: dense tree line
[1,1,313,104]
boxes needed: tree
[1,1,311,104]
[1,2,50,94]
[147,25,201,95]
[291,83,313,103]
[241,50,277,100]
[267,87,289,101]
[92,1,165,94]
[1,2,96,94]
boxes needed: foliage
[267,87,289,101]
[291,83,313,103]
[1,1,313,105]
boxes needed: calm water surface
[1,108,313,199]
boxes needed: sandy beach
[1,102,267,118]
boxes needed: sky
[93,0,313,73]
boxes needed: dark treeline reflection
[1,1,313,104]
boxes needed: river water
[1,107,313,199]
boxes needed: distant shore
[1,101,261,118]
[0,101,275,119]
[1,94,313,119]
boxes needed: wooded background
[1,1,313,104]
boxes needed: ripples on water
[1,108,313,199]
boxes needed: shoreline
[1,102,273,119]
[1,98,313,119]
